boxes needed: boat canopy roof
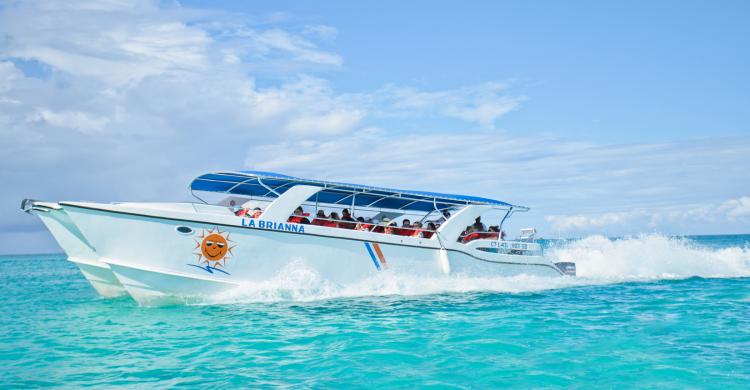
[190,171,528,213]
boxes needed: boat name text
[241,218,305,233]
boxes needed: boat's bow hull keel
[21,199,127,298]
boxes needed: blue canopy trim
[190,171,528,212]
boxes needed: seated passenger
[461,226,482,243]
[288,206,305,223]
[355,217,372,231]
[235,208,249,217]
[458,225,471,242]
[340,208,356,229]
[327,212,341,228]
[472,216,486,232]
[384,222,399,235]
[465,230,482,243]
[484,225,500,240]
[311,210,327,226]
[251,207,263,218]
[422,222,436,238]
[410,221,423,237]
[398,219,412,236]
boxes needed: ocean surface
[1,234,749,387]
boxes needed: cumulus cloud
[546,196,750,235]
[719,197,750,219]
[365,82,523,127]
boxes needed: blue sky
[0,0,748,253]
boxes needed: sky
[0,0,748,254]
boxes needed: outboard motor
[555,262,576,276]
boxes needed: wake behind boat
[22,171,575,305]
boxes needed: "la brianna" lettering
[241,218,305,233]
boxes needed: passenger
[251,207,263,218]
[355,217,370,231]
[340,208,356,229]
[372,218,389,233]
[327,212,340,228]
[485,225,500,240]
[458,225,471,242]
[235,208,249,217]
[410,221,423,237]
[398,219,412,236]
[422,222,436,238]
[466,227,482,243]
[288,206,305,223]
[356,217,373,231]
[384,222,398,235]
[473,216,486,232]
[311,210,327,226]
[461,225,482,243]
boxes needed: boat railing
[309,217,439,238]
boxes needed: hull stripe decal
[364,242,381,270]
[372,243,387,269]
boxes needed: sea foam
[207,234,750,304]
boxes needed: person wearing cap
[473,216,486,232]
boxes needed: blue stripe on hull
[363,242,381,270]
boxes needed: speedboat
[22,171,575,305]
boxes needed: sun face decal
[194,227,235,268]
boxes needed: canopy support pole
[257,177,280,197]
[499,207,514,232]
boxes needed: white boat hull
[24,198,565,305]
[33,204,127,298]
[53,201,562,305]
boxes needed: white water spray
[208,234,750,304]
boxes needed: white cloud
[546,196,750,235]
[367,82,522,127]
[303,25,338,40]
[719,197,750,219]
[285,109,366,135]
[30,109,110,134]
[545,212,637,232]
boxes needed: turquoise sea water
[1,234,749,387]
